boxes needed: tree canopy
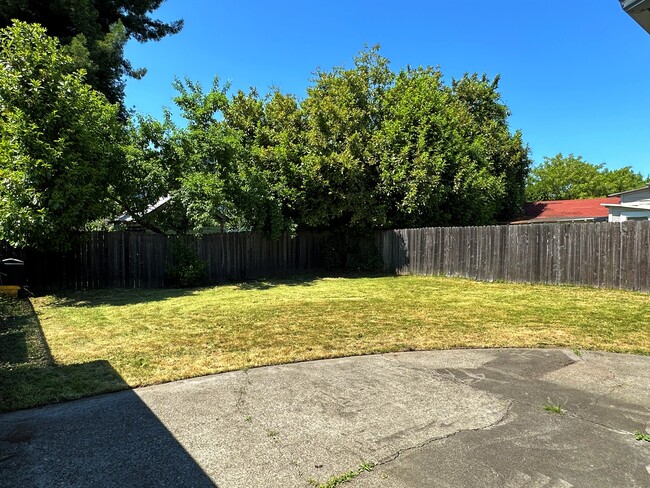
[0,0,182,109]
[0,21,125,250]
[133,47,531,235]
[0,34,532,249]
[377,69,529,227]
[526,154,648,201]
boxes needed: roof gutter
[510,217,604,225]
[620,0,650,35]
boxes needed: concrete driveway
[1,348,649,487]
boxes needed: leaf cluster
[0,0,182,109]
[526,154,648,201]
[0,21,125,250]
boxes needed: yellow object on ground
[0,285,20,298]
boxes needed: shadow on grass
[233,273,323,290]
[42,272,396,305]
[0,298,216,487]
[233,272,396,291]
[43,286,202,308]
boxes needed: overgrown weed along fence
[2,221,649,293]
[378,221,650,292]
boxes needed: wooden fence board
[3,222,649,293]
[379,222,650,292]
[1,231,318,292]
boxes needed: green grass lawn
[1,275,649,412]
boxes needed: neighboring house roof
[602,184,650,212]
[511,197,620,224]
[114,195,173,223]
[113,195,230,233]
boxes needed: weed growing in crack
[267,430,279,438]
[310,462,375,488]
[633,430,650,442]
[543,399,567,415]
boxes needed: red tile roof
[516,197,620,223]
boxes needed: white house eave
[601,202,650,210]
[620,0,650,35]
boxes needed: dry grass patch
[2,275,648,411]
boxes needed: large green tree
[222,48,530,232]
[129,47,531,235]
[299,46,394,230]
[0,21,125,250]
[224,88,307,235]
[121,78,293,236]
[0,0,182,109]
[526,154,648,201]
[377,69,529,227]
[119,78,237,234]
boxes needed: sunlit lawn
[2,275,649,412]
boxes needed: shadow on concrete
[0,298,216,487]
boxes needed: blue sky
[124,1,650,175]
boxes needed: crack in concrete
[235,370,251,410]
[565,409,642,437]
[0,452,17,464]
[591,382,626,408]
[400,358,647,440]
[372,400,514,470]
[498,394,644,440]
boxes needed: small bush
[164,239,208,288]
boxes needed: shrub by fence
[377,221,650,292]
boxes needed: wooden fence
[377,221,650,292]
[3,222,649,293]
[4,231,327,293]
